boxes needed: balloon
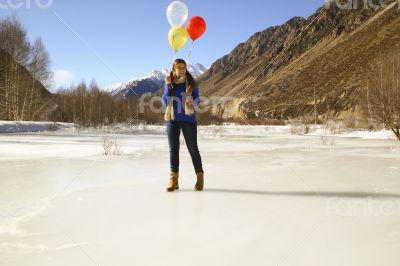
[168,26,188,52]
[187,16,206,41]
[166,1,189,27]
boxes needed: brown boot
[166,171,179,192]
[194,171,204,191]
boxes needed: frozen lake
[1,125,399,266]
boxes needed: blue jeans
[166,121,203,173]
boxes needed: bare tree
[0,13,31,120]
[19,38,52,120]
[0,64,5,119]
[28,38,52,86]
[0,13,30,66]
[361,48,400,141]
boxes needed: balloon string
[167,51,173,71]
[167,51,176,73]
[167,30,177,71]
[186,40,195,65]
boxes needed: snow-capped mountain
[104,63,208,98]
[187,63,208,77]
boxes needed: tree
[28,38,52,87]
[21,38,53,120]
[361,48,400,141]
[0,13,31,120]
[0,64,5,119]
[0,13,30,66]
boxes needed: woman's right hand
[165,76,172,84]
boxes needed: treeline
[0,13,53,121]
[49,81,164,126]
[50,81,229,126]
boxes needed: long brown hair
[169,59,196,94]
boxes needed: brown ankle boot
[166,171,179,192]
[194,171,204,191]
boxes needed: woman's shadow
[180,188,400,198]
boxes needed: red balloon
[187,16,206,41]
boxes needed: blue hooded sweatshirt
[162,82,201,124]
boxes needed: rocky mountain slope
[197,0,400,121]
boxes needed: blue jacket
[162,82,201,124]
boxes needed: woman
[162,58,204,192]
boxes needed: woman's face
[173,63,186,78]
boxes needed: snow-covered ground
[1,120,397,140]
[0,121,75,133]
[0,124,399,265]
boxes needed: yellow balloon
[168,26,188,52]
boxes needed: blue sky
[0,0,325,90]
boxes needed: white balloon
[166,1,189,27]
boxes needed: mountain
[105,63,207,99]
[187,63,208,77]
[197,0,400,121]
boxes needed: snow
[0,121,76,133]
[135,70,166,82]
[0,123,399,265]
[306,124,397,140]
[1,120,396,140]
[187,63,207,77]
